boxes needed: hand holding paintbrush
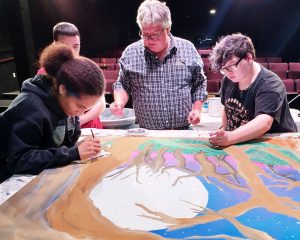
[77,129,101,161]
[208,125,231,147]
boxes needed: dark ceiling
[25,0,300,60]
[1,0,300,83]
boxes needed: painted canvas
[0,136,299,240]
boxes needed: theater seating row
[102,70,300,95]
[203,61,300,79]
[203,59,300,93]
[197,49,284,63]
[91,56,300,94]
[206,78,300,94]
[90,57,120,70]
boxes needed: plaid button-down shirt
[114,35,207,130]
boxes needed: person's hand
[110,101,124,116]
[78,137,101,160]
[209,129,231,147]
[187,109,201,125]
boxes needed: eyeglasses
[139,29,164,41]
[220,58,243,74]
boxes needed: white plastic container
[208,97,223,117]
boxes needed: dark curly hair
[39,43,105,97]
[209,33,256,71]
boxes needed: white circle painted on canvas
[90,166,208,231]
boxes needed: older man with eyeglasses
[110,0,207,130]
[208,33,297,147]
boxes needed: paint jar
[202,101,208,113]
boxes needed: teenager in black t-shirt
[208,33,297,147]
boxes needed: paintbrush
[90,129,95,138]
[208,125,224,141]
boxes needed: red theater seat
[207,79,220,93]
[260,62,269,69]
[100,58,117,64]
[269,63,288,80]
[282,79,295,93]
[90,57,100,63]
[202,58,211,72]
[295,79,300,92]
[102,70,119,93]
[98,58,117,70]
[202,57,210,66]
[266,57,282,63]
[288,63,300,79]
[269,63,288,71]
[273,71,287,80]
[255,57,266,63]
[205,70,223,81]
[289,62,300,71]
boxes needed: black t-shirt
[220,66,297,132]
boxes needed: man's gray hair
[136,0,172,29]
[209,33,256,71]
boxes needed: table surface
[1,110,299,206]
[0,130,299,239]
[0,127,217,205]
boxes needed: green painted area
[101,141,113,149]
[278,149,300,162]
[245,148,288,165]
[242,141,300,165]
[139,139,226,156]
[136,138,299,166]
